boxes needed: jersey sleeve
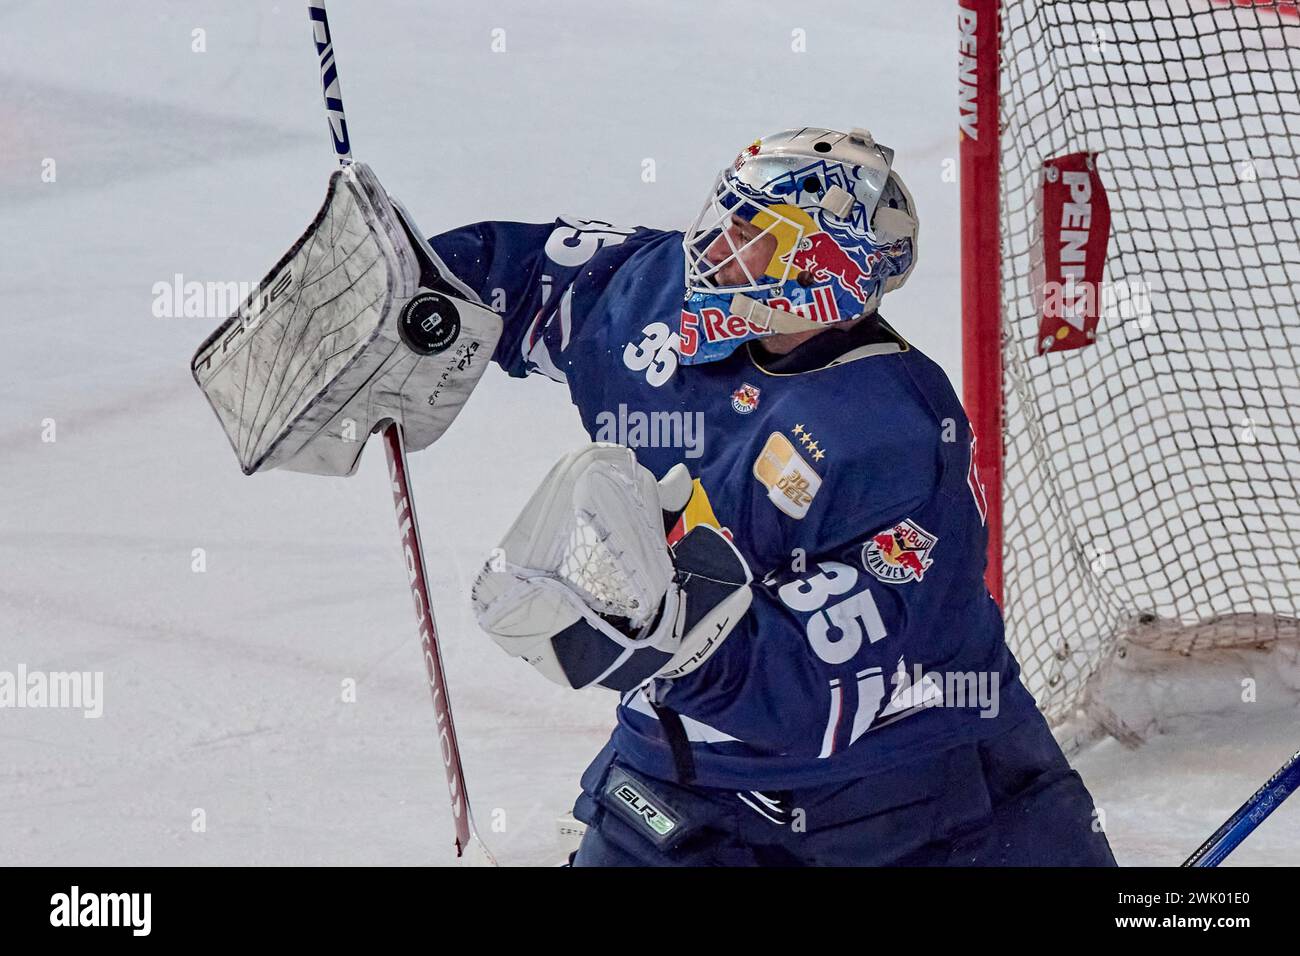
[427,218,645,381]
[426,220,554,378]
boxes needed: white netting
[997,0,1300,724]
[558,512,648,625]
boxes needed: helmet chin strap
[730,292,871,335]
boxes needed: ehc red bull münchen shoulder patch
[861,518,937,583]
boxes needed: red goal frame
[958,0,1003,604]
[958,0,1299,608]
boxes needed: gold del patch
[753,432,822,519]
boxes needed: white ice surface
[0,0,1295,866]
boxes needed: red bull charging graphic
[861,518,938,584]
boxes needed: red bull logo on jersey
[861,518,937,584]
[731,382,761,414]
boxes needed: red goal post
[958,0,1004,606]
[957,0,1300,726]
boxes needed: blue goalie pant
[571,709,1118,866]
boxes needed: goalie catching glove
[191,162,502,477]
[472,444,753,691]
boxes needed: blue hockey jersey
[428,217,1040,790]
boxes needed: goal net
[959,0,1300,729]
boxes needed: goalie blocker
[472,444,754,692]
[191,162,502,476]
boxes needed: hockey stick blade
[1183,748,1300,867]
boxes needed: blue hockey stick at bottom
[1183,748,1300,867]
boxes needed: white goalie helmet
[680,127,919,364]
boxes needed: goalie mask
[680,127,919,364]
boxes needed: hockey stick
[307,0,496,866]
[1182,748,1300,867]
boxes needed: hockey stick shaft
[384,427,480,858]
[308,2,352,164]
[306,1,491,863]
[1182,748,1300,867]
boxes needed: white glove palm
[472,443,751,691]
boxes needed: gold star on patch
[792,424,805,438]
[813,449,825,461]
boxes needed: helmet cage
[682,171,811,297]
